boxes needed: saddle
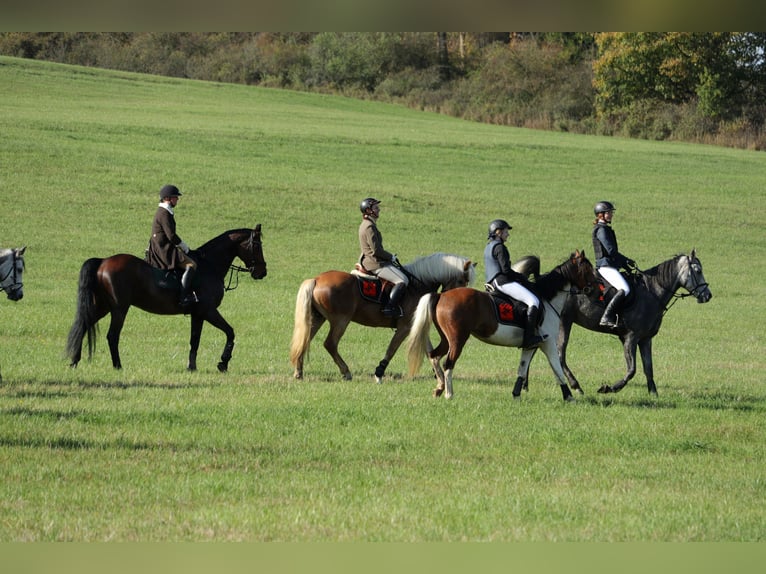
[150,266,183,291]
[352,264,398,307]
[484,284,544,327]
[595,270,639,307]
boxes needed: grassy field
[1,56,765,541]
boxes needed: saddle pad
[356,276,386,303]
[490,294,526,326]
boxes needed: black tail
[65,258,103,365]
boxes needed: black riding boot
[599,289,626,328]
[382,283,406,318]
[180,266,198,308]
[522,305,545,349]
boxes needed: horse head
[239,225,267,280]
[570,249,595,291]
[681,249,712,303]
[1,246,26,301]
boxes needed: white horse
[0,246,26,301]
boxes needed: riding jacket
[592,220,629,269]
[147,203,193,270]
[358,216,394,272]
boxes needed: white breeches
[598,266,630,294]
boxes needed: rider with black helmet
[358,197,409,317]
[592,201,636,327]
[484,219,545,349]
[146,184,198,309]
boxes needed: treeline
[2,32,765,150]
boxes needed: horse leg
[539,341,575,402]
[599,335,638,393]
[105,308,128,370]
[200,308,235,372]
[374,327,410,384]
[429,335,449,397]
[187,314,204,371]
[512,348,534,399]
[441,333,469,399]
[324,318,353,380]
[557,316,583,394]
[638,338,658,395]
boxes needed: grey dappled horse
[0,246,26,301]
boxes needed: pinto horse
[523,249,712,395]
[66,226,266,372]
[290,252,476,382]
[0,246,26,302]
[406,250,593,401]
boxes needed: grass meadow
[1,56,765,542]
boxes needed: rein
[224,230,262,291]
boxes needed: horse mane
[533,253,579,300]
[640,254,686,288]
[196,228,253,252]
[404,252,475,285]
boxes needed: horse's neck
[545,288,570,315]
[645,259,683,305]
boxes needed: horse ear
[690,247,696,259]
[463,261,476,271]
[254,224,261,234]
[18,246,26,255]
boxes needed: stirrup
[381,305,403,318]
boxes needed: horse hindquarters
[65,258,107,366]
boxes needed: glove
[179,241,190,254]
[625,258,636,269]
[391,254,398,265]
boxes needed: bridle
[0,250,24,295]
[664,255,710,314]
[225,230,263,291]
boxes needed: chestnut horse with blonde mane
[290,252,475,382]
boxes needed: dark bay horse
[290,253,476,382]
[528,249,712,395]
[406,250,593,401]
[66,226,266,372]
[0,246,26,302]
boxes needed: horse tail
[65,258,102,365]
[289,278,317,368]
[407,292,439,377]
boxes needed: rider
[592,201,636,328]
[147,184,198,308]
[358,197,409,317]
[484,219,545,349]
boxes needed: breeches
[375,265,409,286]
[597,266,630,294]
[493,280,539,308]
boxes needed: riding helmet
[160,184,182,200]
[360,197,381,213]
[594,201,615,215]
[487,219,512,239]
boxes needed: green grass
[1,56,765,541]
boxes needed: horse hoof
[512,394,521,400]
[374,376,383,384]
[342,373,352,381]
[217,362,228,372]
[597,385,612,393]
[565,395,576,402]
[294,372,303,380]
[433,388,443,397]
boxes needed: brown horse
[407,250,593,401]
[66,226,266,372]
[290,252,476,382]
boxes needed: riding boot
[180,266,198,308]
[522,305,545,349]
[599,289,626,328]
[382,283,406,317]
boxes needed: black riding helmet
[487,219,512,239]
[160,184,182,200]
[594,201,615,215]
[360,197,381,214]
